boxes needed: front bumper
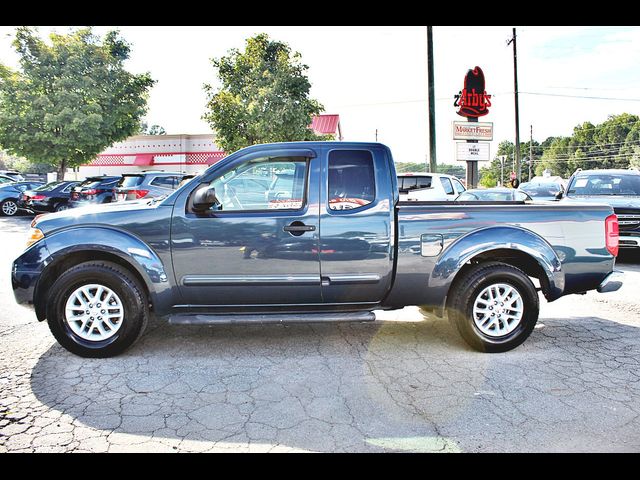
[12,239,51,308]
[597,271,624,293]
[619,233,640,248]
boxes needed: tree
[203,33,325,153]
[0,27,155,180]
[139,121,166,135]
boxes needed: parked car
[69,176,120,208]
[0,181,46,216]
[18,181,80,214]
[112,171,189,202]
[13,142,622,358]
[519,181,565,201]
[456,187,532,202]
[398,172,466,201]
[0,175,16,185]
[0,170,25,182]
[560,168,640,249]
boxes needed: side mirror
[192,185,218,211]
[554,191,563,200]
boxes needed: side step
[168,311,376,325]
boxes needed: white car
[398,172,466,201]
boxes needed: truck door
[319,147,395,304]
[171,150,321,306]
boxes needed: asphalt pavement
[1,214,639,452]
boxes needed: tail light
[129,190,149,199]
[30,194,46,201]
[605,214,619,257]
[82,189,98,196]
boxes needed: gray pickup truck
[12,142,623,357]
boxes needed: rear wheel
[1,199,18,216]
[46,261,149,357]
[447,262,539,352]
[54,202,70,212]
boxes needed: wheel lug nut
[85,310,90,314]
[90,316,94,320]
[89,304,93,308]
[98,316,102,321]
[97,303,101,308]
[101,310,105,314]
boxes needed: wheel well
[447,249,550,307]
[34,250,151,321]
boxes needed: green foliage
[139,121,166,135]
[203,33,325,153]
[535,114,640,177]
[0,27,155,180]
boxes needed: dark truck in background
[12,142,622,357]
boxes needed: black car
[0,181,46,216]
[69,176,120,208]
[560,168,640,249]
[18,181,80,214]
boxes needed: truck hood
[561,195,640,210]
[33,199,162,235]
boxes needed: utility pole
[529,125,533,181]
[507,27,521,183]
[375,128,378,142]
[427,26,437,173]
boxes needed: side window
[452,178,465,194]
[328,150,375,211]
[151,176,177,188]
[440,177,454,195]
[209,156,308,212]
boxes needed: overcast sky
[1,25,639,167]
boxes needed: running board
[168,311,376,325]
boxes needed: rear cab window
[118,175,144,188]
[398,175,432,194]
[328,150,376,211]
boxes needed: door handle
[283,222,316,236]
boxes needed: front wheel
[447,262,539,353]
[46,261,149,357]
[54,202,70,212]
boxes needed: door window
[440,177,454,195]
[328,150,375,211]
[452,178,466,194]
[209,157,308,212]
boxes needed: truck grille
[617,214,640,231]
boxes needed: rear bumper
[597,271,624,293]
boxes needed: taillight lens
[605,214,619,257]
[83,189,98,195]
[130,189,149,199]
[31,194,46,201]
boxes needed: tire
[46,261,149,358]
[1,199,19,216]
[447,261,539,353]
[54,202,70,212]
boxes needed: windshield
[35,181,63,191]
[520,183,561,197]
[568,174,640,196]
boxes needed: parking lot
[1,214,640,452]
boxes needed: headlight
[26,227,44,248]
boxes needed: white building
[76,134,225,178]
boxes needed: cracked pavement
[1,215,640,452]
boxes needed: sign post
[453,66,492,189]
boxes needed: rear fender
[433,225,564,301]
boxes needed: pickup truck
[12,142,623,358]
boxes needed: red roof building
[310,114,343,140]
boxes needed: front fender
[432,225,565,301]
[37,226,174,316]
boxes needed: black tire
[54,202,70,212]
[447,262,539,353]
[1,198,19,216]
[46,261,149,358]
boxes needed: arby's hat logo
[454,66,492,118]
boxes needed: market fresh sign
[456,142,490,161]
[452,121,493,141]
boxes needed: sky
[1,25,640,168]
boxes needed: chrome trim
[325,274,381,284]
[619,234,640,247]
[597,271,624,293]
[182,275,320,286]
